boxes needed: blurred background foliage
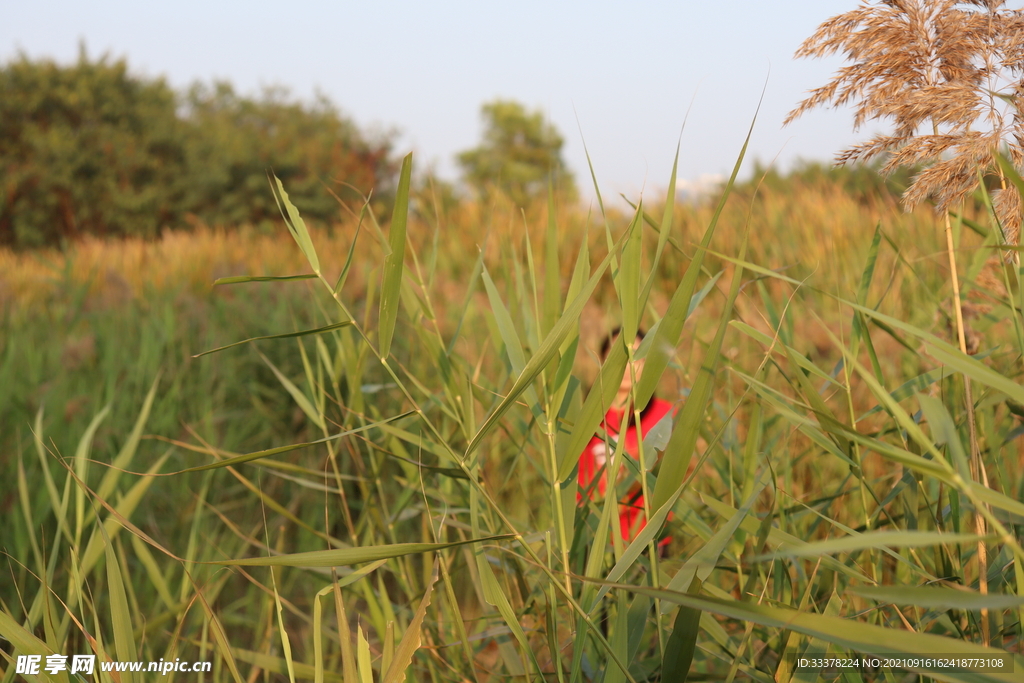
[457,98,577,206]
[733,159,921,205]
[0,46,397,248]
[1,47,927,252]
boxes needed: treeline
[0,49,395,248]
[0,48,931,250]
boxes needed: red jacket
[578,398,675,543]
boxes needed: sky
[2,1,885,205]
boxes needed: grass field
[2,152,1023,682]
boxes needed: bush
[0,48,396,248]
[179,82,396,229]
[0,49,186,246]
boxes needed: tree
[0,49,397,248]
[0,47,186,246]
[179,82,396,229]
[457,99,575,206]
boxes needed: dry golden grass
[0,176,985,442]
[0,176,964,319]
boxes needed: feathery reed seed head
[787,0,1024,243]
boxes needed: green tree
[457,99,575,206]
[180,82,396,228]
[0,47,186,246]
[0,49,396,248]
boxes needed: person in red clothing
[578,327,677,546]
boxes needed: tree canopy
[457,99,575,206]
[0,48,395,248]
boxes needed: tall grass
[2,150,1023,683]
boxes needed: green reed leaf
[193,321,353,358]
[639,140,680,309]
[752,531,991,562]
[543,183,561,338]
[212,535,512,568]
[634,104,756,412]
[619,203,643,343]
[481,264,538,410]
[851,586,1024,611]
[0,611,69,683]
[557,336,629,481]
[257,348,325,431]
[93,374,160,509]
[213,274,318,285]
[662,577,702,683]
[172,411,415,473]
[379,152,412,359]
[270,175,320,274]
[650,226,747,513]
[100,519,137,683]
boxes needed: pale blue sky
[2,1,882,204]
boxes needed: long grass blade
[172,411,415,473]
[634,102,758,412]
[193,321,353,358]
[662,577,702,682]
[379,152,413,359]
[99,518,137,683]
[639,140,680,309]
[0,612,69,683]
[213,274,318,285]
[619,204,643,343]
[212,536,512,568]
[650,226,748,512]
[850,586,1024,610]
[270,175,320,274]
[94,374,160,507]
[751,531,992,561]
[257,348,326,430]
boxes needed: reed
[3,127,1023,683]
[5,19,1024,669]
[787,0,1024,649]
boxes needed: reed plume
[786,0,1024,243]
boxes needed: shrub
[0,48,396,247]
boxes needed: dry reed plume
[786,0,1024,243]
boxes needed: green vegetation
[0,47,395,248]
[2,148,1023,681]
[3,3,1024,679]
[457,99,576,206]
